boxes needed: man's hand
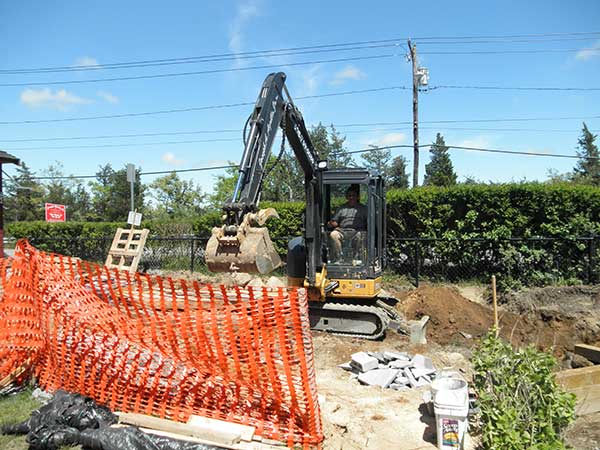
[327,220,338,229]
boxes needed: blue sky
[0,0,599,197]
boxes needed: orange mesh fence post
[0,240,323,447]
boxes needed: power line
[427,85,600,92]
[22,142,598,180]
[417,36,600,45]
[420,48,600,55]
[2,115,599,142]
[0,53,398,88]
[0,43,402,75]
[4,125,600,150]
[0,86,408,125]
[3,137,241,151]
[4,31,599,74]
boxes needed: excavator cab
[321,169,386,297]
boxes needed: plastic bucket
[432,378,469,450]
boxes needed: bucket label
[442,418,460,448]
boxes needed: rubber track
[308,302,389,340]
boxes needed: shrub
[471,332,576,449]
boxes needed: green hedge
[7,184,600,288]
[11,184,599,243]
[386,183,600,238]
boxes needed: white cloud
[370,132,407,147]
[74,56,100,67]
[97,91,119,104]
[330,65,366,85]
[20,88,92,110]
[161,152,184,166]
[575,40,600,61]
[301,65,321,96]
[228,0,261,57]
[456,135,492,149]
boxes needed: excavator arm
[205,72,325,278]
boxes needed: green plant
[472,332,576,449]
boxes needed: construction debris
[341,351,437,390]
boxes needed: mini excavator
[205,72,405,339]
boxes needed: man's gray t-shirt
[333,204,368,230]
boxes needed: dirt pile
[395,286,589,355]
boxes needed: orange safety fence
[0,240,323,447]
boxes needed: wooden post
[491,275,498,336]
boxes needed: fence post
[414,239,420,288]
[190,238,195,273]
[589,236,596,285]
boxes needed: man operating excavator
[327,184,368,263]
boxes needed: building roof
[0,150,20,165]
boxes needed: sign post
[126,163,135,212]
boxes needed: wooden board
[188,414,255,442]
[117,412,241,445]
[556,365,600,415]
[104,228,149,273]
[574,344,600,364]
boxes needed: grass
[0,389,41,450]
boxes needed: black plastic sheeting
[2,390,225,450]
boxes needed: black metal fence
[15,235,600,288]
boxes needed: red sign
[45,203,66,222]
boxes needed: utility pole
[408,39,419,188]
[408,40,429,188]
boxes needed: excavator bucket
[205,208,282,274]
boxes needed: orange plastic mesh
[0,240,323,447]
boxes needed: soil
[394,285,600,357]
[312,284,600,449]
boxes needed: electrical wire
[22,142,598,180]
[0,43,402,75]
[0,86,408,125]
[426,85,600,92]
[420,48,600,55]
[2,115,599,142]
[0,53,398,88]
[3,31,599,74]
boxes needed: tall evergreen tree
[573,122,600,185]
[424,133,457,187]
[4,162,45,222]
[361,145,392,177]
[310,124,354,168]
[389,155,410,189]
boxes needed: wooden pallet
[104,227,149,273]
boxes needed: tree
[389,155,410,189]
[149,172,204,218]
[89,164,145,221]
[361,145,392,178]
[573,122,600,185]
[207,124,355,207]
[424,133,457,187]
[4,162,45,222]
[208,163,239,209]
[42,163,92,221]
[310,123,354,168]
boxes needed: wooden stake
[491,275,499,336]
